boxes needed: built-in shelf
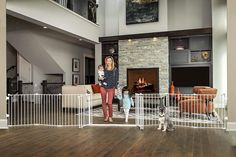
[169,35,212,65]
[190,50,211,63]
[169,34,213,88]
[101,41,119,67]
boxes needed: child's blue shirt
[117,95,134,109]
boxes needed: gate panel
[7,94,92,128]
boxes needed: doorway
[85,57,95,84]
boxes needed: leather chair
[179,86,217,117]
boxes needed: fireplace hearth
[127,68,159,93]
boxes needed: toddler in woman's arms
[97,64,107,86]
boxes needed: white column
[0,0,7,129]
[227,0,236,131]
[212,0,227,106]
[95,43,102,84]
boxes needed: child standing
[97,64,107,86]
[117,86,134,123]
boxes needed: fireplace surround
[118,37,169,93]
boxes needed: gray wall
[119,0,168,36]
[104,0,120,36]
[97,0,105,36]
[7,42,17,79]
[102,0,212,36]
[168,0,212,31]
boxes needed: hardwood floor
[93,117,135,124]
[0,126,236,157]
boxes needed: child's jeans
[100,87,115,118]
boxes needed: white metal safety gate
[7,94,93,128]
[135,93,227,130]
[7,93,227,130]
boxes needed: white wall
[0,0,7,128]
[7,29,64,74]
[227,0,236,128]
[39,33,95,85]
[7,16,95,88]
[118,0,168,35]
[7,0,100,43]
[212,0,227,104]
[32,65,47,94]
[168,0,212,31]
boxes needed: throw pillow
[91,84,100,93]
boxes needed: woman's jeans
[100,87,115,118]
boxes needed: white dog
[157,106,175,132]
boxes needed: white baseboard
[0,119,8,129]
[227,122,236,131]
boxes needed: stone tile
[119,37,169,93]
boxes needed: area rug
[89,104,223,124]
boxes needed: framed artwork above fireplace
[126,0,159,25]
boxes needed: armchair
[179,86,217,117]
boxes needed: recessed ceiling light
[79,39,83,41]
[128,39,132,42]
[153,37,157,41]
[43,26,47,29]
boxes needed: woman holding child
[99,56,118,122]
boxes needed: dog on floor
[157,106,175,132]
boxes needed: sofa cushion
[179,99,214,113]
[62,85,86,94]
[197,88,217,95]
[93,93,102,100]
[91,84,101,93]
[62,85,102,108]
[197,88,217,100]
[179,99,206,114]
[193,86,210,94]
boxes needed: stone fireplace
[127,68,159,93]
[119,37,169,93]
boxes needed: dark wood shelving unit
[101,41,119,68]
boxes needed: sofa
[62,84,102,108]
[178,86,217,117]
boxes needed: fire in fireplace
[137,77,146,86]
[127,68,159,93]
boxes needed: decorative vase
[170,81,175,94]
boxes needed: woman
[99,56,118,122]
